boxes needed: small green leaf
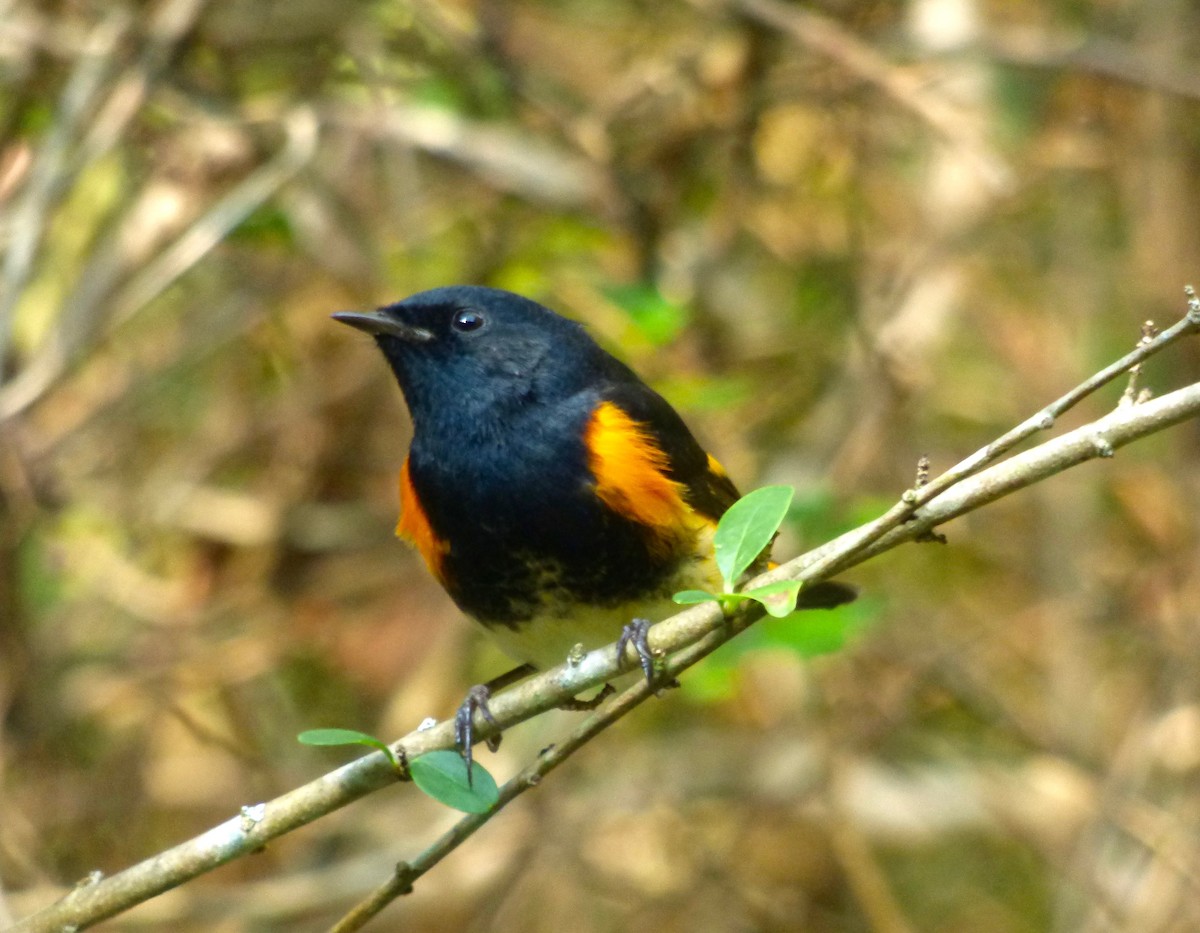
[299,727,381,748]
[714,486,794,591]
[672,589,721,605]
[410,750,499,813]
[744,580,803,618]
[298,728,401,772]
[298,727,389,754]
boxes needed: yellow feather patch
[396,457,450,583]
[585,401,695,554]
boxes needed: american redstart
[333,286,855,768]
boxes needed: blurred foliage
[1,0,1199,930]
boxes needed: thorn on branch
[239,803,266,833]
[73,870,104,889]
[1120,320,1160,407]
[390,745,411,781]
[1092,435,1115,458]
[392,862,417,896]
[915,455,931,489]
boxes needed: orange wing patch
[585,401,697,555]
[396,457,450,583]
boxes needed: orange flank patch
[396,458,450,583]
[585,401,695,554]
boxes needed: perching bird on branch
[334,286,856,769]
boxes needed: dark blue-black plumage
[341,286,732,627]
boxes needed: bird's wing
[595,380,741,526]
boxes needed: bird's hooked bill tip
[331,309,433,342]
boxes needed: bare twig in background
[825,753,917,933]
[0,107,317,420]
[329,104,608,210]
[987,30,1200,101]
[0,0,209,385]
[0,9,130,382]
[727,0,1014,194]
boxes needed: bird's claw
[454,684,501,785]
[617,618,678,692]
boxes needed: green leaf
[410,750,499,813]
[743,580,803,618]
[297,728,402,772]
[672,589,721,605]
[714,486,794,591]
[298,727,385,749]
[675,590,759,614]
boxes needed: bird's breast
[403,402,714,632]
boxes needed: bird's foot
[453,663,535,783]
[617,618,680,693]
[454,684,502,785]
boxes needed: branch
[773,293,1200,586]
[10,294,1200,932]
[985,30,1200,102]
[326,102,609,209]
[333,301,1200,928]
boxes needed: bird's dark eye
[452,309,486,333]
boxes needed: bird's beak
[331,309,433,343]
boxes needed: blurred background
[1,0,1198,930]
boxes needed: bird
[333,286,856,771]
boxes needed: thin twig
[986,31,1200,102]
[0,107,318,421]
[1119,320,1159,407]
[763,292,1200,587]
[0,8,131,383]
[326,102,608,209]
[331,666,659,931]
[924,296,1199,502]
[826,754,917,933]
[726,0,1013,194]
